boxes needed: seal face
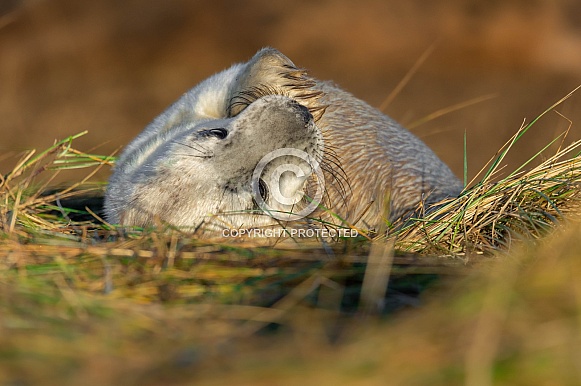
[105,94,323,230]
[105,47,463,233]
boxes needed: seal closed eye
[104,47,462,234]
[201,128,228,139]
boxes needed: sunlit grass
[1,89,580,384]
[394,86,581,254]
[0,131,113,233]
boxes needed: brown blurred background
[1,0,580,184]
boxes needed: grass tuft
[394,86,581,254]
[0,131,114,234]
[396,137,581,254]
[1,92,580,384]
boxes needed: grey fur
[105,47,463,232]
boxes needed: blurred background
[1,0,580,183]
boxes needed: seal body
[105,48,462,232]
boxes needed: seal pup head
[105,48,339,232]
[105,94,324,230]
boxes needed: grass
[2,87,580,256]
[0,90,580,384]
[394,85,581,254]
[0,131,114,234]
[186,220,581,386]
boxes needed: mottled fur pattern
[105,47,463,232]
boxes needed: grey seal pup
[105,48,463,233]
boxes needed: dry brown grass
[189,219,581,386]
[395,86,581,254]
[1,91,581,384]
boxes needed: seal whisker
[173,141,214,158]
[321,150,350,188]
[173,140,209,153]
[172,153,212,159]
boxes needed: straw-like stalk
[396,140,581,254]
[395,86,581,254]
[0,132,114,234]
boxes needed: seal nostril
[295,103,313,123]
[258,178,268,202]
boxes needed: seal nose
[289,100,313,125]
